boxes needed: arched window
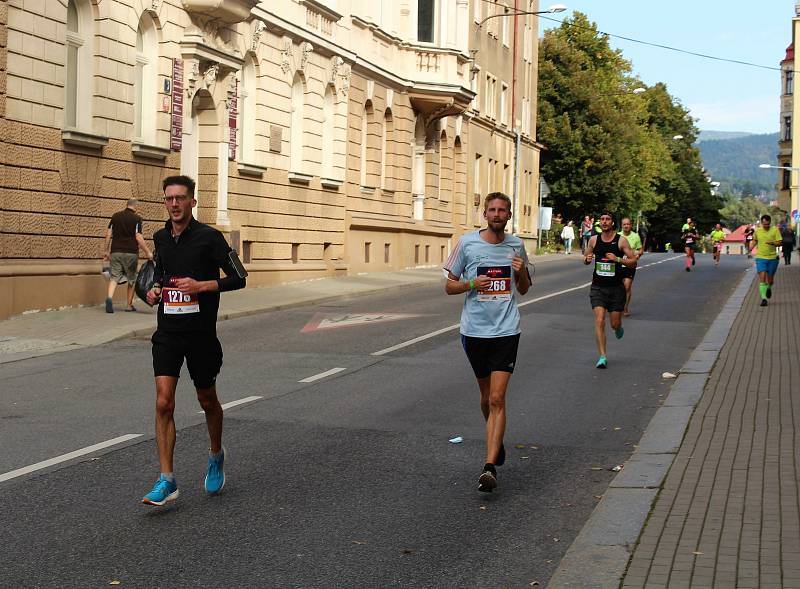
[65,0,93,130]
[321,84,336,180]
[360,101,374,188]
[134,13,158,144]
[239,57,257,163]
[438,130,452,203]
[290,73,305,173]
[381,108,394,192]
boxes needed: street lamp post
[476,4,566,28]
[474,3,566,241]
[759,163,800,233]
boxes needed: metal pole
[513,131,521,234]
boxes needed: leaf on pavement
[590,467,603,471]
[529,581,540,586]
[352,540,367,545]
[479,505,488,511]
[515,444,526,449]
[692,551,703,555]
[109,582,121,586]
[401,549,414,555]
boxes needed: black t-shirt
[152,218,246,333]
[109,208,143,253]
[592,233,624,287]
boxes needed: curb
[546,268,756,589]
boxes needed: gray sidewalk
[550,263,800,588]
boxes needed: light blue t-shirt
[444,230,529,337]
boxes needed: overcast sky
[541,1,792,134]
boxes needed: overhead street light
[477,3,567,28]
[759,163,800,171]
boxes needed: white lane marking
[197,395,263,414]
[372,254,684,356]
[0,434,142,483]
[299,367,347,383]
[372,324,461,356]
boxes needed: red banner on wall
[170,59,184,152]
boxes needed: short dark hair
[599,210,615,225]
[761,214,772,222]
[162,175,196,196]
[484,192,512,211]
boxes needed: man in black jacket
[141,175,246,506]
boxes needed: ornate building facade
[0,0,542,320]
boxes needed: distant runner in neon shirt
[750,214,782,307]
[710,223,726,267]
[618,217,643,317]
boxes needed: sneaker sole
[142,489,179,506]
[478,471,497,493]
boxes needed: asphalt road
[0,252,752,588]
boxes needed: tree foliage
[718,196,782,229]
[537,13,724,246]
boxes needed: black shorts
[461,334,520,379]
[589,284,626,312]
[152,329,223,389]
[619,266,636,281]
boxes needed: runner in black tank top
[584,212,638,369]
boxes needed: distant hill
[697,130,755,143]
[696,132,780,198]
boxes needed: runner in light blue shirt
[444,192,531,493]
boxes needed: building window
[381,109,394,191]
[417,0,435,43]
[787,70,794,96]
[321,84,336,179]
[361,101,378,188]
[471,65,481,112]
[384,243,391,263]
[290,73,306,173]
[134,15,158,145]
[783,169,791,190]
[239,57,257,163]
[500,82,508,126]
[65,0,93,130]
[784,116,792,142]
[473,0,481,22]
[501,3,510,47]
[486,74,497,119]
[365,242,371,263]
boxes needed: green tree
[719,196,782,228]
[537,15,723,246]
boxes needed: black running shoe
[478,465,497,493]
[495,443,506,467]
[760,299,768,307]
[692,258,696,266]
[685,267,690,272]
[766,286,772,299]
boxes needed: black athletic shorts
[589,284,626,312]
[619,266,636,281]
[461,333,520,379]
[152,329,223,389]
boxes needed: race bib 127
[163,277,199,314]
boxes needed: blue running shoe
[142,475,178,506]
[615,326,624,339]
[205,447,226,494]
[596,356,607,369]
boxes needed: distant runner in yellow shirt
[710,223,726,267]
[750,214,782,307]
[618,217,643,317]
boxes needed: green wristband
[469,278,475,289]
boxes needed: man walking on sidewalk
[750,214,782,307]
[444,192,531,493]
[141,175,247,506]
[102,198,153,313]
[584,212,638,368]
